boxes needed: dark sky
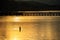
[1,0,60,11]
[14,0,60,5]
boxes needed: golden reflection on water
[0,16,60,40]
[6,22,57,40]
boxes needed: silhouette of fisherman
[19,27,21,32]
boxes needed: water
[0,16,60,40]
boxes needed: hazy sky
[15,0,60,5]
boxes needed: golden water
[0,16,60,40]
